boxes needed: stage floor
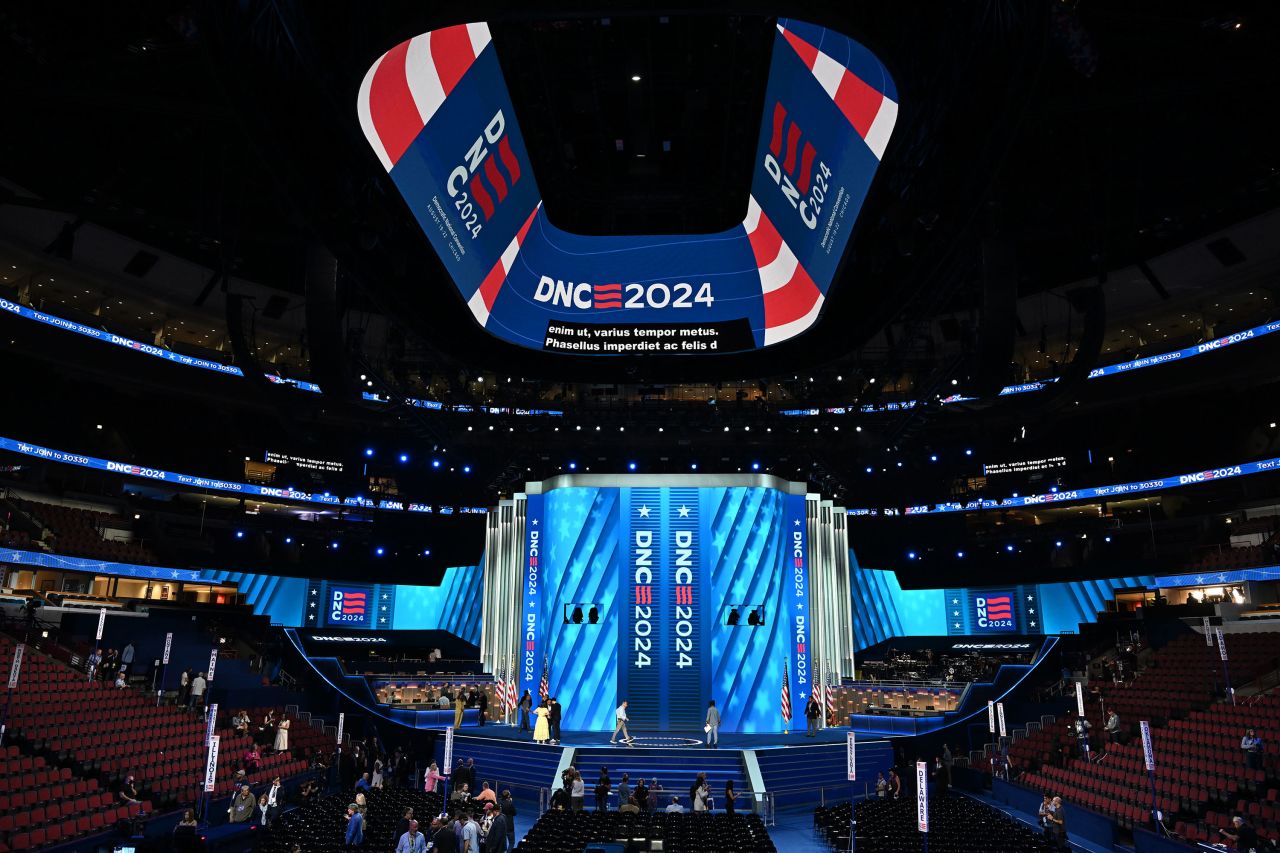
[453,723,877,750]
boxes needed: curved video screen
[358,19,897,354]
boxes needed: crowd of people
[544,766,742,815]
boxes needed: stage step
[570,747,750,809]
[754,740,895,806]
[435,734,566,797]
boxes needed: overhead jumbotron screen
[358,19,897,354]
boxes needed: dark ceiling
[3,1,1278,385]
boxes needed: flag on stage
[816,661,826,723]
[539,654,550,701]
[495,659,508,712]
[781,659,792,723]
[507,655,518,712]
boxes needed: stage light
[1104,536,1111,543]
[359,374,366,380]
[467,426,473,431]
[568,462,577,471]
[724,426,730,432]
[595,426,601,431]
[364,448,374,457]
[588,606,599,624]
[619,426,625,432]
[658,427,664,432]
[331,542,340,550]
[423,549,432,556]
[95,424,103,430]
[432,459,441,468]
[744,426,750,431]
[463,466,472,474]
[1271,422,1277,429]
[285,537,292,544]
[865,467,873,474]
[751,462,760,471]
[727,608,740,626]
[907,551,916,560]
[375,547,385,556]
[690,463,698,471]
[399,453,409,463]
[965,449,972,456]
[235,531,244,539]
[930,454,938,462]
[869,377,876,384]
[1005,544,1015,552]
[951,379,958,385]
[833,426,839,432]
[628,462,637,471]
[896,461,903,468]
[631,74,641,82]
[855,426,862,432]
[1050,486,1058,493]
[956,551,964,559]
[576,425,582,431]
[1055,541,1063,548]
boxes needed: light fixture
[375,547,385,556]
[628,462,637,471]
[631,74,641,82]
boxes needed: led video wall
[358,19,897,354]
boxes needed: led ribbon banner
[357,20,897,354]
[0,435,486,516]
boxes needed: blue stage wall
[198,569,307,626]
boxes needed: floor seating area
[518,810,776,853]
[815,795,1058,852]
[0,635,313,850]
[5,496,157,565]
[256,789,444,853]
[1006,631,1280,843]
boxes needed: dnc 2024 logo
[329,589,369,625]
[974,593,1014,631]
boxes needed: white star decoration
[1027,595,1034,601]
[532,519,539,525]
[954,623,961,629]
[382,593,389,600]
[310,590,317,596]
[637,505,651,518]
[677,505,691,518]
[1030,621,1037,628]
[1029,608,1035,614]
[952,598,959,605]
[794,520,801,527]
[952,611,959,617]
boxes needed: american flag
[539,654,550,701]
[495,659,508,712]
[781,659,792,723]
[506,655,518,713]
[816,661,825,722]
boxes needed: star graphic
[794,520,801,526]
[1218,574,1227,582]
[953,611,959,617]
[150,569,159,577]
[380,606,387,612]
[1030,621,1037,628]
[796,603,804,610]
[798,692,806,698]
[380,617,387,624]
[638,505,651,518]
[532,518,539,525]
[170,571,180,579]
[1195,576,1205,584]
[1028,608,1035,614]
[309,603,316,608]
[1027,595,1034,601]
[954,623,961,629]
[382,593,389,600]
[677,505,691,518]
[529,602,536,609]
[952,598,959,605]
[310,589,317,596]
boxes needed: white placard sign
[1215,628,1228,661]
[205,703,219,746]
[846,732,857,781]
[1202,617,1213,646]
[207,649,219,682]
[95,608,106,641]
[444,725,455,773]
[337,712,345,746]
[997,702,1007,738]
[1075,680,1086,717]
[1139,720,1155,771]
[204,735,220,792]
[8,643,24,690]
[916,761,929,832]
[987,700,995,734]
[163,632,173,665]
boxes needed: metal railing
[543,788,775,824]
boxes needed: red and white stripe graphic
[777,24,897,161]
[743,196,824,346]
[357,23,493,172]
[466,203,541,327]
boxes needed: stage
[447,722,871,750]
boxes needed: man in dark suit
[483,803,508,852]
[478,690,489,726]
[548,697,562,745]
[499,790,516,849]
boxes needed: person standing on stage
[532,699,551,744]
[611,700,633,744]
[549,696,562,745]
[518,691,532,731]
[804,694,820,737]
[455,692,465,728]
[705,700,721,748]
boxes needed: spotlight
[956,551,964,559]
[631,74,641,82]
[423,549,432,556]
[951,379,958,385]
[375,547,385,556]
[568,462,577,471]
[691,463,698,471]
[285,537,292,544]
[965,449,972,456]
[1104,536,1111,543]
[751,462,760,471]
[235,531,245,539]
[331,542,340,550]
[399,453,409,463]
[1055,541,1063,548]
[595,426,601,431]
[1005,544,1015,553]
[855,426,862,432]
[364,448,374,457]
[865,467,873,474]
[929,455,938,462]
[463,466,472,474]
[628,462,637,471]
[588,606,599,624]
[727,608,740,626]
[907,551,917,560]
[432,459,441,468]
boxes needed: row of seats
[520,810,776,853]
[816,796,1059,852]
[258,789,446,853]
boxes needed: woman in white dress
[273,717,290,753]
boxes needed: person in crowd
[532,698,551,744]
[371,758,384,789]
[189,671,206,709]
[1242,728,1264,770]
[705,699,721,748]
[933,756,946,792]
[345,802,364,847]
[617,773,631,811]
[942,743,954,784]
[1046,796,1067,850]
[120,641,134,672]
[87,648,102,682]
[1105,709,1121,744]
[693,776,710,813]
[438,691,451,710]
[232,709,250,735]
[1038,794,1053,836]
[500,789,517,849]
[397,818,427,853]
[888,769,901,799]
[876,772,888,798]
[466,758,478,789]
[612,700,633,744]
[176,808,197,830]
[549,696,563,744]
[243,745,262,773]
[265,775,283,823]
[119,774,141,804]
[475,781,498,806]
[724,779,738,816]
[477,688,489,726]
[173,807,199,852]
[594,766,612,811]
[455,692,466,728]
[665,796,685,813]
[632,778,649,812]
[484,802,508,852]
[518,690,532,731]
[453,758,469,793]
[396,807,415,841]
[114,669,128,688]
[805,694,821,737]
[460,810,481,853]
[424,760,445,793]
[431,816,458,853]
[274,715,291,754]
[549,785,570,811]
[355,772,373,795]
[255,793,271,826]
[647,779,662,812]
[228,784,256,823]
[452,782,473,806]
[103,648,118,682]
[571,769,585,812]
[177,667,191,705]
[1219,815,1259,851]
[620,794,641,814]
